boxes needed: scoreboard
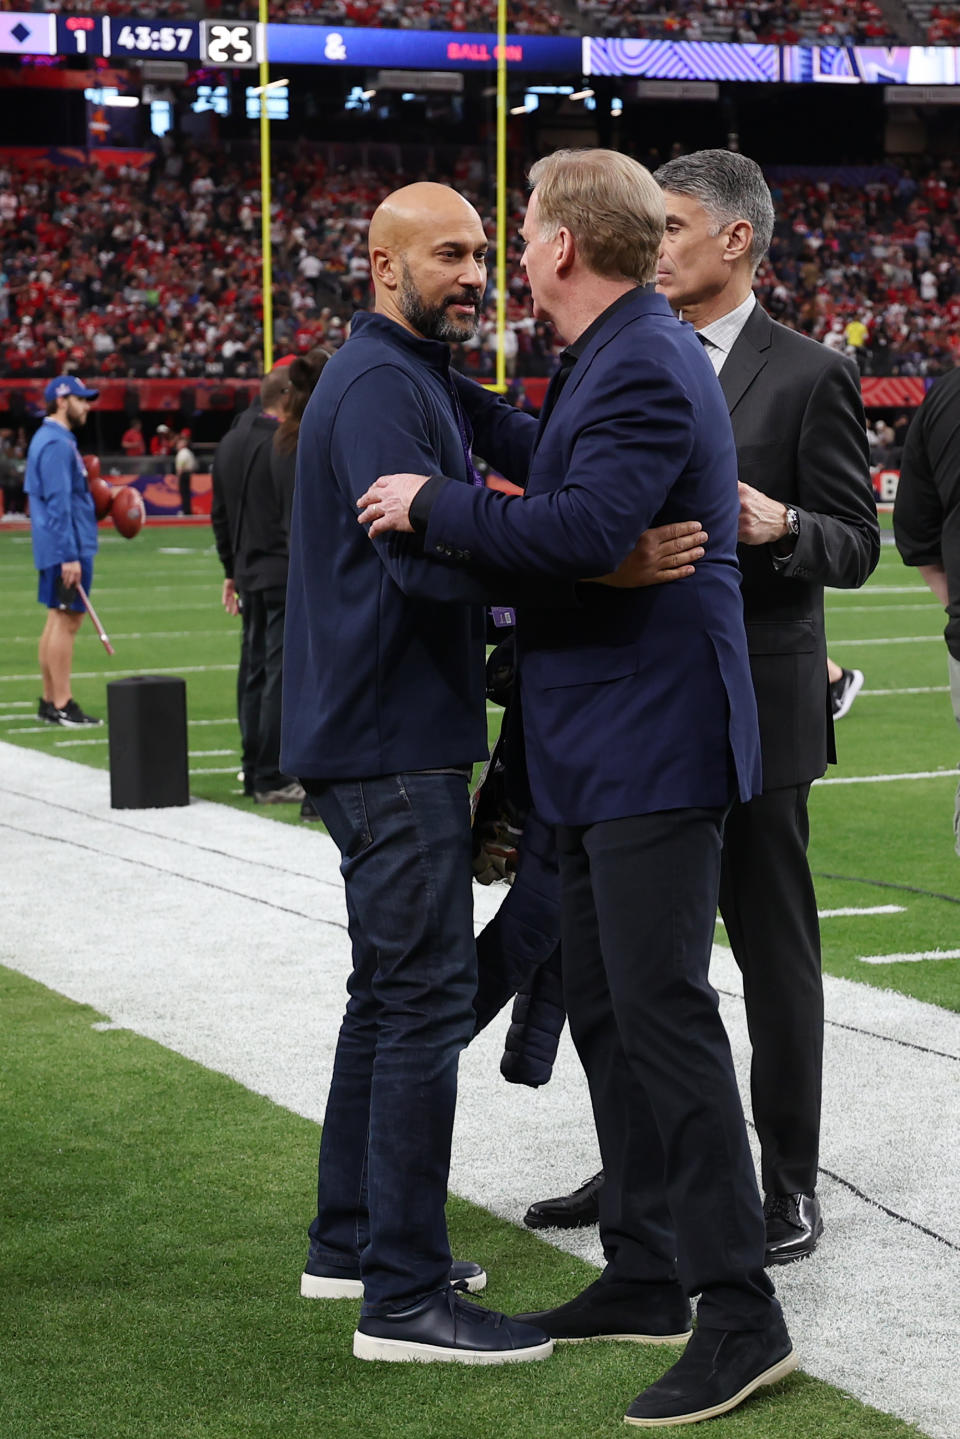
[0,15,261,66]
[1,14,960,83]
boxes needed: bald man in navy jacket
[360,150,796,1429]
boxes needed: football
[110,486,146,539]
[82,453,101,481]
[89,476,113,519]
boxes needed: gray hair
[652,150,774,272]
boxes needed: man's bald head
[369,182,483,255]
[369,182,488,344]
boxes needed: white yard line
[827,635,943,646]
[0,742,957,1439]
[826,585,928,595]
[0,664,236,683]
[860,950,960,965]
[718,906,906,925]
[817,770,957,786]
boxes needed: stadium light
[249,77,289,96]
[569,88,594,101]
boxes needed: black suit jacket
[721,304,880,790]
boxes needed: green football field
[0,515,955,1439]
[2,514,958,1012]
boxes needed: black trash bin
[107,675,189,809]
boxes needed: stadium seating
[35,0,910,39]
[1,147,957,382]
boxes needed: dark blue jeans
[307,772,477,1315]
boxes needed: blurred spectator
[121,416,146,457]
[174,428,197,516]
[150,424,175,457]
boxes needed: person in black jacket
[211,365,305,804]
[894,369,960,854]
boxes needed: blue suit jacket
[427,288,762,827]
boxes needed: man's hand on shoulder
[737,481,791,547]
[358,473,430,537]
[590,521,707,589]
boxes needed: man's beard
[398,263,481,342]
[67,407,87,432]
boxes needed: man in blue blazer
[360,149,796,1428]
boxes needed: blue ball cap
[44,375,100,404]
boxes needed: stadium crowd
[1,144,958,383]
[32,0,909,40]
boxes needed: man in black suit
[527,150,880,1265]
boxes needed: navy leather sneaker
[624,1317,797,1426]
[354,1288,554,1365]
[301,1255,486,1299]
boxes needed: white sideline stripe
[817,770,957,786]
[0,701,31,709]
[189,766,241,776]
[718,905,905,926]
[2,741,959,1439]
[0,665,235,682]
[860,950,960,965]
[862,686,950,696]
[188,750,236,758]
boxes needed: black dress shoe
[523,1169,604,1229]
[514,1277,691,1345]
[624,1316,797,1426]
[763,1191,823,1266]
[353,1288,553,1365]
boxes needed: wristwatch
[783,505,800,540]
[771,504,800,564]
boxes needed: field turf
[1,964,929,1439]
[2,515,957,1012]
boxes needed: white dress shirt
[688,291,757,375]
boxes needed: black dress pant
[238,586,288,793]
[719,783,822,1196]
[558,807,776,1331]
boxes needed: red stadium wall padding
[0,376,928,414]
[0,379,256,414]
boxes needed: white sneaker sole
[300,1268,487,1299]
[352,1331,554,1364]
[623,1348,799,1427]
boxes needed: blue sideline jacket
[24,418,98,571]
[429,288,763,827]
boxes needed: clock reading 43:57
[109,21,200,57]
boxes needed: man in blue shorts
[25,375,102,728]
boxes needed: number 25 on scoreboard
[204,23,257,66]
